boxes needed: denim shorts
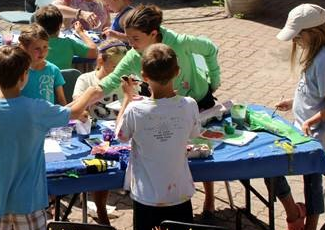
[265,174,324,215]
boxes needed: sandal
[287,202,306,230]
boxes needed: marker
[122,76,141,82]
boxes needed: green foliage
[234,13,245,19]
[212,0,225,7]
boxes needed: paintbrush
[271,95,284,118]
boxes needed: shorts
[197,86,217,111]
[0,209,47,230]
[133,199,193,230]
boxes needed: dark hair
[0,45,31,89]
[141,43,178,85]
[35,5,63,36]
[124,4,163,42]
[19,23,49,48]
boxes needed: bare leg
[278,193,300,222]
[305,214,319,230]
[92,191,110,225]
[203,182,215,212]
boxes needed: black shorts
[197,87,217,111]
[133,199,193,230]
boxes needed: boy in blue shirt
[19,23,67,105]
[0,45,100,230]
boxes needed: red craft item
[201,130,224,139]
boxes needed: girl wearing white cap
[269,3,325,230]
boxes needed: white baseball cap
[277,4,325,41]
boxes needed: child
[115,43,201,230]
[0,45,101,230]
[35,5,98,70]
[268,4,325,230]
[99,4,220,218]
[52,0,111,31]
[19,23,67,105]
[72,38,127,225]
[73,38,127,121]
[102,0,133,43]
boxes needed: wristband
[76,9,82,19]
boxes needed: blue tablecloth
[47,105,325,195]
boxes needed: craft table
[47,105,325,229]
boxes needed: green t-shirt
[99,26,220,102]
[46,37,89,70]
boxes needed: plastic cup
[2,31,13,45]
[59,127,73,146]
[49,128,61,141]
[75,119,91,142]
[230,104,247,129]
[91,20,102,30]
[224,122,237,135]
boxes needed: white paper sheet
[44,138,66,162]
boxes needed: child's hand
[78,110,89,122]
[121,76,134,100]
[73,21,84,34]
[80,11,100,29]
[302,119,312,136]
[275,99,293,111]
[102,28,119,38]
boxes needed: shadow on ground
[54,192,270,230]
[245,0,325,29]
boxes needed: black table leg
[238,179,275,230]
[268,178,275,230]
[54,196,61,221]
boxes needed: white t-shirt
[117,95,200,206]
[73,71,122,120]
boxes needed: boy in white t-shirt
[116,43,201,230]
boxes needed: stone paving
[1,0,325,229]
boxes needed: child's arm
[70,86,104,120]
[102,28,128,42]
[302,110,325,136]
[183,35,220,91]
[74,21,98,59]
[115,79,134,142]
[55,85,67,106]
[275,98,293,111]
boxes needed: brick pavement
[1,0,325,229]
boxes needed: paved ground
[1,0,325,229]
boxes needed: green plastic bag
[246,109,311,145]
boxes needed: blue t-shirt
[0,96,70,216]
[22,61,65,103]
[111,6,133,33]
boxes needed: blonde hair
[96,38,127,69]
[291,23,325,73]
[18,23,49,48]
